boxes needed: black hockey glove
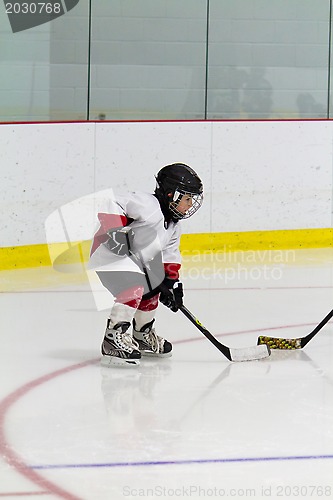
[159,279,183,312]
[104,227,134,256]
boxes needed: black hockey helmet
[155,163,203,221]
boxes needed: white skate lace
[115,331,138,352]
[143,329,163,354]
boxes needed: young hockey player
[89,163,204,366]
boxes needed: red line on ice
[0,321,322,498]
[0,359,99,500]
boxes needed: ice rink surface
[0,248,333,500]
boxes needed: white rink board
[211,121,333,232]
[0,122,95,247]
[0,120,332,247]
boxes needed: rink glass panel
[0,0,90,122]
[0,0,331,122]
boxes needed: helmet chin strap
[166,190,182,220]
[172,190,180,202]
[153,191,175,225]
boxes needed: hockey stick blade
[180,306,270,362]
[257,308,333,350]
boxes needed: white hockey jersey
[88,191,181,273]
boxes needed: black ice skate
[101,320,141,366]
[133,319,172,357]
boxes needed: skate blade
[100,356,140,367]
[140,350,173,358]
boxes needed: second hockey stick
[257,308,333,350]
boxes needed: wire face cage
[169,189,203,220]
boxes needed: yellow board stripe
[180,228,333,254]
[1,228,332,271]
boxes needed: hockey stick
[257,308,333,350]
[179,305,270,362]
[135,257,270,361]
[122,228,270,362]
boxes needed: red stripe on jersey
[164,262,181,280]
[90,213,128,256]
